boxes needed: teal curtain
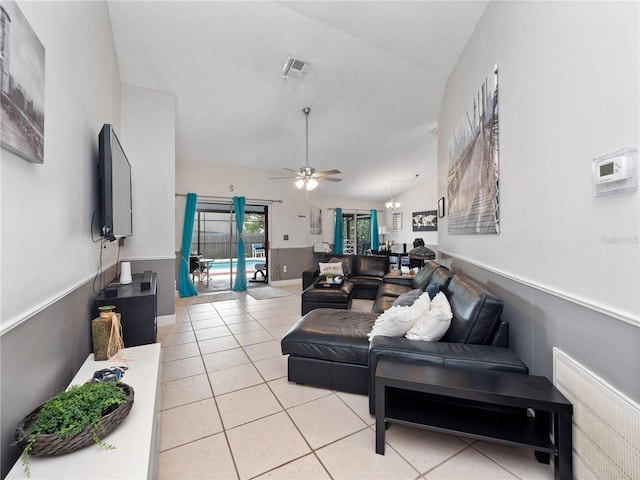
[233,196,247,292]
[370,209,380,250]
[178,193,198,297]
[333,207,343,254]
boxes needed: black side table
[94,273,157,347]
[375,359,573,480]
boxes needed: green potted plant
[13,381,133,476]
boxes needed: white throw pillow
[406,291,453,342]
[319,262,344,277]
[368,292,431,341]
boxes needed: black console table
[94,272,157,347]
[375,359,573,480]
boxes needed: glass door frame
[341,211,372,255]
[191,202,268,290]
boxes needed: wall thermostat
[595,154,631,184]
[592,148,637,197]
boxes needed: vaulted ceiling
[108,1,488,200]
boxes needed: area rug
[246,286,293,300]
[176,290,240,306]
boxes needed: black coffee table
[375,359,573,480]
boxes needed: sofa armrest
[367,336,528,414]
[302,268,320,290]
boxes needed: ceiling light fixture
[267,107,342,191]
[385,174,420,209]
[295,107,318,191]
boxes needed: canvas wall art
[310,205,322,234]
[447,66,499,234]
[0,0,45,163]
[412,210,437,232]
[392,212,402,231]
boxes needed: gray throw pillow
[392,289,423,307]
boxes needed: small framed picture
[438,197,446,218]
[392,212,402,231]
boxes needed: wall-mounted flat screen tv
[98,124,132,241]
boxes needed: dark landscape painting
[447,66,499,234]
[0,1,45,163]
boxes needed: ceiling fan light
[306,178,318,190]
[295,179,305,189]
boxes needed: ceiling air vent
[281,57,309,80]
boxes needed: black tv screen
[98,124,132,241]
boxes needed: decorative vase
[92,306,122,361]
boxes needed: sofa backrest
[324,255,355,276]
[410,261,454,290]
[353,255,389,278]
[410,261,439,289]
[429,267,455,291]
[442,274,504,345]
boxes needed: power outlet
[283,265,288,273]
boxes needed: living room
[1,1,638,478]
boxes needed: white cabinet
[7,344,161,479]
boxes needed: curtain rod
[175,193,282,204]
[328,208,384,213]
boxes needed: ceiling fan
[269,107,342,191]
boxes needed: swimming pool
[207,258,263,275]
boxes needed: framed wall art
[0,1,45,163]
[447,65,499,234]
[310,205,322,234]
[438,197,445,218]
[412,210,437,232]
[392,212,402,231]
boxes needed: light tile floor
[158,285,555,480]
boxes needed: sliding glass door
[190,202,267,291]
[341,212,372,255]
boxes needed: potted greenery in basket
[12,381,133,477]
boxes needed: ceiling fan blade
[315,169,341,176]
[268,175,298,180]
[319,177,342,182]
[283,168,302,174]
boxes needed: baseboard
[157,314,176,327]
[271,279,302,287]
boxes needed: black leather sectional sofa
[302,254,390,299]
[283,258,529,413]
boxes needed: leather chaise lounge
[282,260,529,413]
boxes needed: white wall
[120,85,176,261]
[0,1,121,332]
[438,1,639,325]
[175,161,382,252]
[380,149,439,250]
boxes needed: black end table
[375,359,573,480]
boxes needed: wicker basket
[15,383,134,457]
